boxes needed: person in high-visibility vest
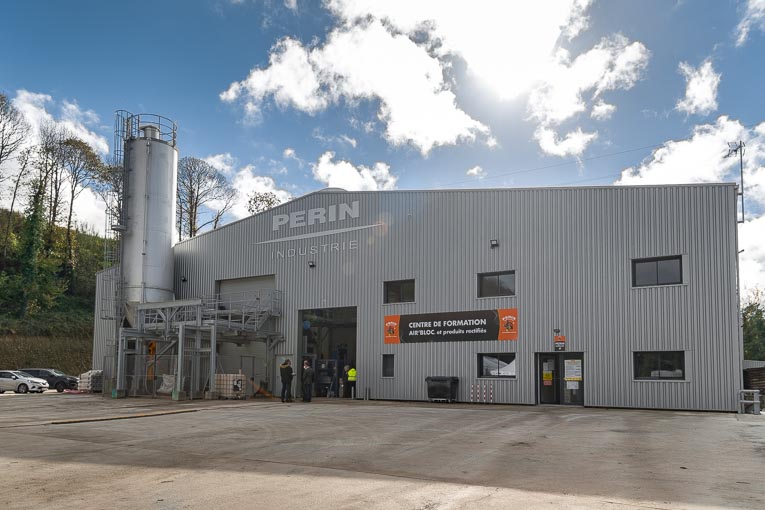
[344,365,357,399]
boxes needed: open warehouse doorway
[299,307,357,399]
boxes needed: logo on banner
[384,317,400,343]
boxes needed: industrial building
[93,113,744,411]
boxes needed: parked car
[20,368,79,392]
[0,370,49,394]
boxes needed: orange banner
[384,315,401,344]
[497,308,519,341]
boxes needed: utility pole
[726,140,745,223]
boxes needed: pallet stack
[78,370,103,393]
[744,367,765,392]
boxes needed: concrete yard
[1,394,764,509]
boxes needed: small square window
[382,354,394,377]
[478,353,516,378]
[478,271,516,298]
[634,351,685,380]
[384,280,415,303]
[632,256,682,287]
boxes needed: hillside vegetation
[0,208,104,375]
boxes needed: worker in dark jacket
[302,360,315,402]
[279,359,294,403]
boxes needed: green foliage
[743,289,765,361]
[0,335,92,376]
[247,191,282,215]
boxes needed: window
[478,353,516,378]
[382,354,395,377]
[384,279,415,303]
[634,351,685,380]
[478,271,516,297]
[632,256,682,287]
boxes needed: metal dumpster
[425,376,459,402]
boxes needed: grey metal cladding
[171,184,742,411]
[92,266,117,371]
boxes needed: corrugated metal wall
[169,184,742,410]
[92,266,117,371]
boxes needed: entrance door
[299,306,357,399]
[537,353,584,405]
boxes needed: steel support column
[173,324,186,400]
[207,325,217,399]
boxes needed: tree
[247,191,282,215]
[60,138,101,292]
[0,93,29,188]
[16,174,66,317]
[37,123,69,250]
[1,147,32,267]
[176,157,237,240]
[743,289,765,360]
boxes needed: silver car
[0,370,49,394]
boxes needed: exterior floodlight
[490,239,499,249]
[308,261,316,268]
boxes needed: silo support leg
[112,330,127,398]
[172,324,186,401]
[207,326,217,400]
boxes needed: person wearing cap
[301,360,315,402]
[343,364,357,399]
[279,359,294,403]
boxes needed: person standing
[302,360,315,402]
[279,359,294,403]
[344,364,357,399]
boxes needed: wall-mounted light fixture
[490,239,499,249]
[181,276,188,283]
[553,328,560,335]
[308,261,316,268]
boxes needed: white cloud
[224,2,648,158]
[227,165,292,220]
[676,59,721,116]
[740,215,765,292]
[222,18,490,155]
[204,152,237,176]
[525,35,648,156]
[312,129,358,148]
[534,127,598,158]
[327,0,593,100]
[466,165,485,178]
[12,90,110,155]
[616,116,744,185]
[528,35,649,126]
[281,147,304,169]
[591,100,616,120]
[284,0,297,12]
[736,0,765,47]
[221,37,327,120]
[615,116,765,294]
[312,151,396,190]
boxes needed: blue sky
[1,0,764,290]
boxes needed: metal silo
[117,113,178,319]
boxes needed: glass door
[560,354,584,405]
[537,353,584,405]
[538,354,559,404]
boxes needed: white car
[0,370,50,394]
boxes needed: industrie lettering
[271,240,359,259]
[272,201,360,231]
